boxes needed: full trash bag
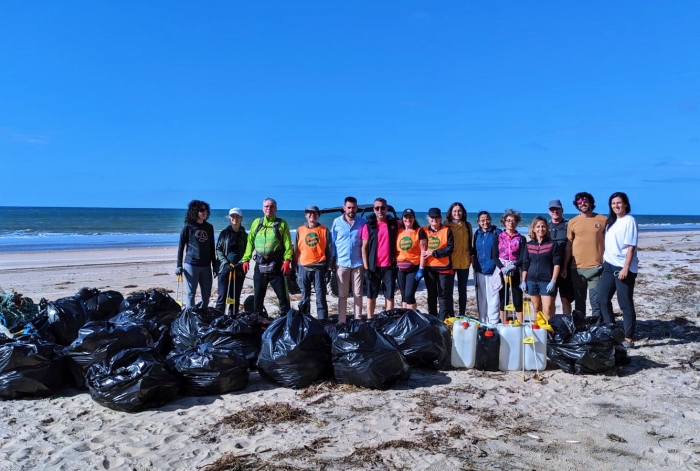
[111,290,181,326]
[547,314,627,374]
[257,309,332,388]
[170,307,223,351]
[0,336,66,399]
[166,343,249,396]
[200,314,266,368]
[65,320,167,389]
[332,322,409,389]
[44,297,89,346]
[74,288,124,322]
[377,309,451,369]
[85,348,179,412]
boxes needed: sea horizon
[1,206,699,253]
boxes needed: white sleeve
[622,217,638,247]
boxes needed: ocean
[1,206,699,253]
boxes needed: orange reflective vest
[396,228,421,265]
[297,224,328,266]
[423,225,451,269]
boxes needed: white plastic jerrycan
[451,319,478,368]
[497,323,523,371]
[523,323,548,371]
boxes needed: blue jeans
[599,261,637,339]
[184,263,213,308]
[298,266,328,319]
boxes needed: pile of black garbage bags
[0,288,452,412]
[547,311,630,374]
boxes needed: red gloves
[241,262,249,274]
[282,260,292,275]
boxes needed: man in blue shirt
[331,196,366,323]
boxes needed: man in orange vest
[295,205,333,319]
[420,207,455,320]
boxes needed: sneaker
[622,340,636,349]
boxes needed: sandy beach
[1,231,700,470]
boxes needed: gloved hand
[415,268,424,283]
[175,267,184,276]
[546,280,557,294]
[519,281,528,293]
[502,264,514,275]
[282,260,292,276]
[241,262,250,274]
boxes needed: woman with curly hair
[176,200,217,308]
[498,209,526,322]
[445,202,473,317]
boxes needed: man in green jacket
[241,198,294,316]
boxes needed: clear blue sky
[1,2,698,214]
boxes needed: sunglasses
[374,205,387,211]
[576,199,589,205]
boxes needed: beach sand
[1,231,699,470]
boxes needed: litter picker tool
[503,274,516,323]
[175,274,184,306]
[225,264,236,309]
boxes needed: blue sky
[1,2,698,214]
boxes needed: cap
[402,208,416,218]
[305,205,320,213]
[428,207,442,218]
[228,208,243,217]
[548,199,563,209]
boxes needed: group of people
[176,191,639,348]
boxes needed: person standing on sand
[548,199,573,314]
[361,197,399,319]
[396,208,424,310]
[420,207,454,320]
[472,211,502,324]
[241,198,294,317]
[445,202,473,317]
[566,191,611,320]
[521,216,562,320]
[331,196,366,323]
[295,205,333,320]
[215,208,247,315]
[498,209,526,323]
[176,200,217,308]
[599,192,639,348]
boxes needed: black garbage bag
[170,307,223,351]
[332,323,409,389]
[257,309,332,388]
[119,292,149,312]
[85,348,179,412]
[0,337,66,399]
[166,343,249,396]
[75,288,125,322]
[20,314,57,343]
[65,320,167,389]
[44,297,89,346]
[111,291,181,326]
[377,309,451,369]
[547,315,626,374]
[201,315,264,368]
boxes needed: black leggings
[499,268,523,312]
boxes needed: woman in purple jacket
[521,216,562,320]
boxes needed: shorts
[527,280,553,296]
[556,272,574,301]
[366,266,396,300]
